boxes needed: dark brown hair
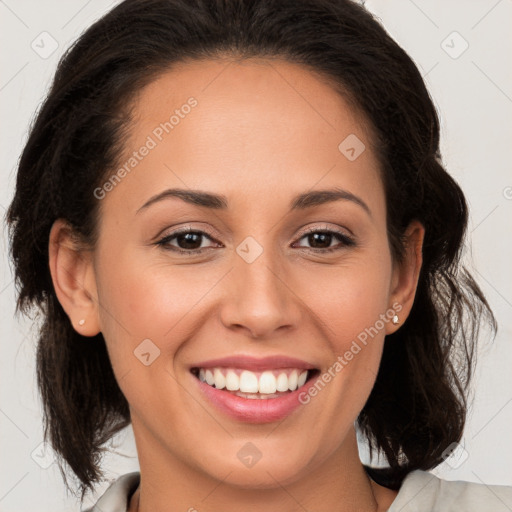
[6,0,496,498]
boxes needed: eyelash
[155,226,355,255]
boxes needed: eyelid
[155,222,356,255]
[155,224,221,243]
[295,223,354,239]
[292,225,356,252]
[156,223,352,243]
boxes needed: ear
[48,219,101,336]
[386,220,425,334]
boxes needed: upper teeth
[198,368,308,394]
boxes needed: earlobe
[48,219,101,337]
[386,220,425,334]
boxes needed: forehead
[103,57,384,220]
[130,56,372,148]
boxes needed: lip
[191,355,317,372]
[190,355,320,423]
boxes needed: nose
[219,242,302,339]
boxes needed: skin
[49,57,424,511]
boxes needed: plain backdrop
[1,1,511,511]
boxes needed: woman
[6,0,512,510]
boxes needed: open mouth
[190,367,320,399]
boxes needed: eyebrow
[137,187,371,216]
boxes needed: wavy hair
[6,0,496,498]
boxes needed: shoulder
[82,472,140,512]
[388,469,512,512]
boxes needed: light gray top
[83,469,512,512]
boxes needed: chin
[193,443,316,489]
[216,462,308,489]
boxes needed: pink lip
[191,355,316,371]
[190,355,319,423]
[194,376,318,423]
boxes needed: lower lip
[194,374,317,423]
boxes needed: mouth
[189,357,320,423]
[190,367,319,399]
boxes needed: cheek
[92,250,198,421]
[298,252,393,422]
[306,252,393,349]
[95,243,216,335]
[93,244,229,376]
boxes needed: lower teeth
[233,391,285,399]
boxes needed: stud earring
[78,319,85,326]
[392,315,399,325]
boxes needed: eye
[293,227,355,253]
[155,227,221,255]
[155,225,355,256]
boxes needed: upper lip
[191,355,318,372]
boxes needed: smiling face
[50,57,423,497]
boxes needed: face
[59,58,419,488]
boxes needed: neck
[128,424,396,512]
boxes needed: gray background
[1,1,511,510]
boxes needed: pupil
[175,232,333,250]
[178,233,201,249]
[309,232,331,248]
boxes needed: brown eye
[294,229,355,253]
[156,228,221,254]
[173,232,204,250]
[305,232,334,249]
